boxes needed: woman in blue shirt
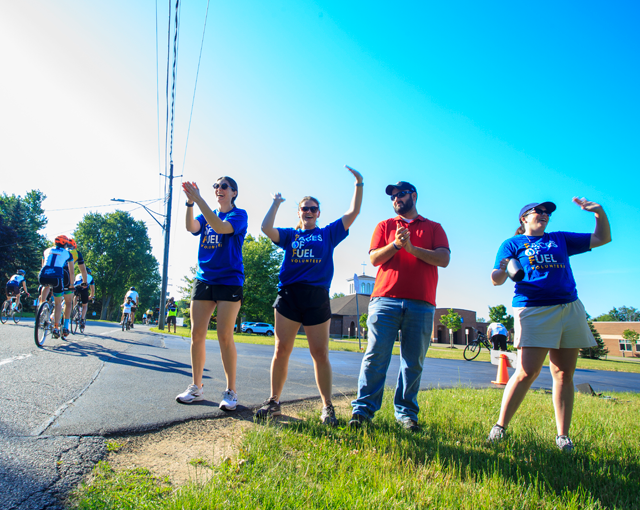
[255,166,364,425]
[487,198,611,451]
[177,176,247,412]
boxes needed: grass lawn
[69,388,640,509]
[150,327,640,374]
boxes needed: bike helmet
[54,235,70,247]
[66,239,77,249]
[130,287,136,291]
[86,268,92,275]
[17,269,26,275]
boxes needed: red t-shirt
[369,215,449,305]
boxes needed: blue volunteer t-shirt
[275,218,349,290]
[494,231,591,307]
[192,208,248,286]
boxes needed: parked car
[242,322,274,336]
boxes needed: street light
[111,196,172,331]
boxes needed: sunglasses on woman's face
[390,190,411,201]
[528,207,551,217]
[213,182,236,191]
[300,206,319,213]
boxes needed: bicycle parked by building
[463,329,492,361]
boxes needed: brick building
[591,322,640,357]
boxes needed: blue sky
[3,1,638,319]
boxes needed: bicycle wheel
[70,305,81,334]
[0,301,8,324]
[12,303,22,324]
[463,342,481,361]
[34,302,52,348]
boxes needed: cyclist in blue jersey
[65,239,89,332]
[38,235,75,338]
[255,166,364,425]
[5,269,30,312]
[73,268,95,326]
[487,198,611,451]
[176,176,247,412]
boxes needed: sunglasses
[527,207,551,216]
[213,182,236,191]
[300,206,319,213]
[390,190,412,201]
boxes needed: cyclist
[120,296,133,328]
[146,308,154,324]
[65,239,88,330]
[124,287,139,327]
[166,297,178,333]
[5,269,30,313]
[38,235,74,338]
[73,268,95,327]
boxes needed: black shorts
[191,279,243,303]
[38,267,70,295]
[273,283,331,326]
[491,334,508,351]
[167,315,177,325]
[6,284,20,297]
[74,286,90,304]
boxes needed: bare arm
[572,198,611,249]
[183,181,235,235]
[491,258,510,286]
[261,194,284,243]
[341,166,364,230]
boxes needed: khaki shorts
[513,299,596,349]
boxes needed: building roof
[330,294,371,316]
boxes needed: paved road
[1,321,638,509]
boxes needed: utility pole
[158,161,173,330]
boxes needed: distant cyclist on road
[65,238,89,330]
[5,269,30,312]
[123,287,139,327]
[38,235,74,339]
[146,308,154,324]
[120,297,133,328]
[73,268,95,327]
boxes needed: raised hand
[271,192,286,205]
[345,165,363,184]
[572,197,604,214]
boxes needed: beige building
[591,322,640,357]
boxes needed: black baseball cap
[519,201,556,219]
[385,181,417,195]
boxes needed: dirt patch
[105,395,355,486]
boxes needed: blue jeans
[351,297,435,422]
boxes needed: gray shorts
[513,299,596,349]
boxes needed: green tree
[621,329,639,358]
[440,309,462,348]
[332,292,346,299]
[488,304,514,332]
[359,313,368,338]
[240,234,283,323]
[74,211,161,321]
[0,190,48,287]
[594,306,640,322]
[580,320,609,359]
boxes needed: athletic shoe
[348,413,370,429]
[52,328,60,339]
[556,435,574,452]
[254,397,281,420]
[62,328,70,339]
[397,417,420,432]
[487,424,505,443]
[320,403,338,426]
[176,384,204,403]
[219,389,238,411]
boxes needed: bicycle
[463,331,492,361]
[34,298,54,348]
[1,290,28,325]
[71,301,84,334]
[122,312,131,331]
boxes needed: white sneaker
[219,389,238,411]
[176,384,204,403]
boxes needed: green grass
[69,388,640,509]
[149,327,640,374]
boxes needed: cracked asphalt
[1,320,638,509]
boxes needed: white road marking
[0,353,32,366]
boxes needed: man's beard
[394,196,414,215]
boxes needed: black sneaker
[52,328,60,339]
[348,413,369,429]
[397,417,420,432]
[254,397,281,421]
[320,403,338,426]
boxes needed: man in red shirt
[350,181,450,431]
